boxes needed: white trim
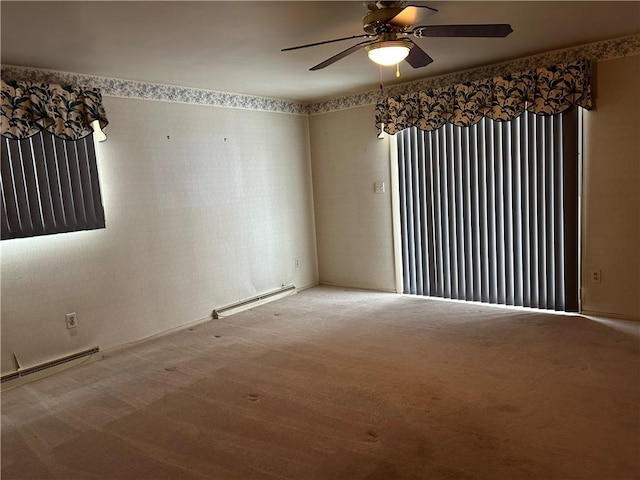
[581,310,640,322]
[388,133,404,294]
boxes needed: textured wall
[309,56,640,318]
[309,105,397,292]
[0,97,318,373]
[582,54,640,319]
[2,54,637,375]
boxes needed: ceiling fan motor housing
[363,6,408,34]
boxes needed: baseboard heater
[1,347,100,383]
[213,284,296,319]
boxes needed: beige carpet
[2,286,639,479]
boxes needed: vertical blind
[397,109,578,312]
[1,129,105,240]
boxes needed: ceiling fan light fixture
[366,41,411,66]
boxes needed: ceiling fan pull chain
[396,63,401,78]
[379,64,385,90]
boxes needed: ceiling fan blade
[411,24,513,38]
[404,40,433,68]
[282,34,373,52]
[389,5,438,28]
[310,40,377,71]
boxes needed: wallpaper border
[2,34,638,116]
[309,33,640,114]
[0,66,310,115]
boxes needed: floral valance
[375,59,592,135]
[1,79,108,141]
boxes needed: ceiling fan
[282,1,513,71]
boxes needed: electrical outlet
[374,181,385,194]
[65,313,78,329]
[295,258,301,268]
[590,270,601,283]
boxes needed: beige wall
[3,54,637,375]
[311,56,640,319]
[582,55,640,320]
[309,105,397,292]
[1,97,318,373]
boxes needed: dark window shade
[1,130,105,240]
[397,109,578,312]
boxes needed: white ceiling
[1,1,639,102]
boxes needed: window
[396,109,579,312]
[1,129,105,240]
[1,79,108,240]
